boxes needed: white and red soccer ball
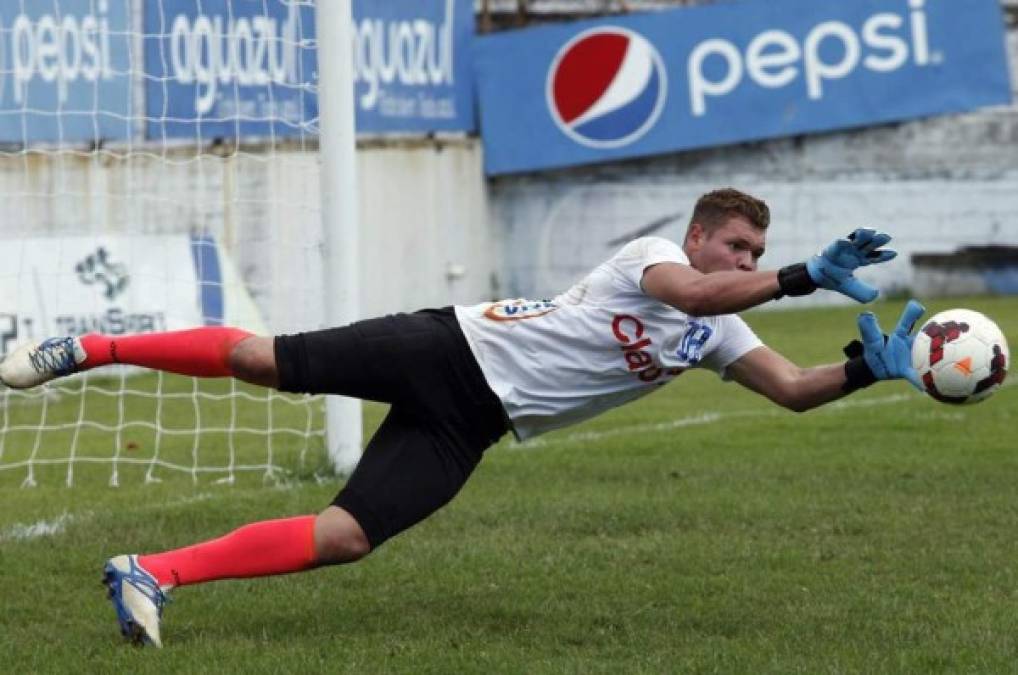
[911,309,1009,404]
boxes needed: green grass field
[2,297,1017,673]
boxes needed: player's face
[685,216,766,273]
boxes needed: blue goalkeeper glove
[856,300,926,391]
[776,228,898,303]
[806,228,898,303]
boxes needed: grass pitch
[2,297,1017,673]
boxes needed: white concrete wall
[0,139,494,334]
[358,139,496,316]
[491,174,1018,306]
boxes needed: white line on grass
[514,383,1008,450]
[0,511,74,542]
[0,492,220,543]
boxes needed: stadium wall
[0,138,493,331]
[485,4,1018,306]
[358,138,496,316]
[3,2,1013,327]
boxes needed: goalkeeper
[0,188,924,648]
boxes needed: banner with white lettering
[144,0,318,140]
[0,235,264,357]
[144,0,476,139]
[351,0,475,133]
[0,0,132,143]
[474,0,1013,174]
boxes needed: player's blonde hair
[688,188,770,235]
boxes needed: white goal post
[315,0,363,476]
[0,0,362,487]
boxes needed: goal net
[0,0,330,488]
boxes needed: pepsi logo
[546,26,667,149]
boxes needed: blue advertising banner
[352,0,475,133]
[144,0,318,140]
[146,0,475,140]
[475,0,1013,175]
[0,1,132,143]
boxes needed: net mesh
[0,1,329,487]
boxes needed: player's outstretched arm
[725,346,853,412]
[725,301,925,412]
[642,228,897,316]
[641,263,781,316]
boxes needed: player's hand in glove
[858,299,925,390]
[842,300,925,393]
[776,228,898,303]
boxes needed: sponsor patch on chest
[611,314,685,383]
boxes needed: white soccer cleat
[102,554,168,648]
[0,337,86,388]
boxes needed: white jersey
[454,237,763,440]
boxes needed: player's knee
[228,336,279,387]
[322,531,371,564]
[314,507,372,564]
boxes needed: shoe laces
[122,557,169,617]
[28,337,79,377]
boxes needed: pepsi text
[689,0,933,116]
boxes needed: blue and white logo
[676,322,712,364]
[546,27,667,149]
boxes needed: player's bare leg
[314,506,372,563]
[226,335,280,388]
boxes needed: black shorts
[273,307,508,549]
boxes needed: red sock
[80,327,253,377]
[138,515,317,588]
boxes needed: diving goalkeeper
[0,188,924,648]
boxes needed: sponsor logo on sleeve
[675,321,713,364]
[484,299,559,322]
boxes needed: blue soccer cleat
[0,337,87,389]
[102,555,168,648]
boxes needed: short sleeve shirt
[454,237,763,440]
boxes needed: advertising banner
[351,0,476,133]
[144,0,318,140]
[474,0,1013,174]
[0,0,133,143]
[145,0,475,139]
[0,235,264,357]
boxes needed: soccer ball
[911,309,1009,404]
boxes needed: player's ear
[685,222,706,251]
